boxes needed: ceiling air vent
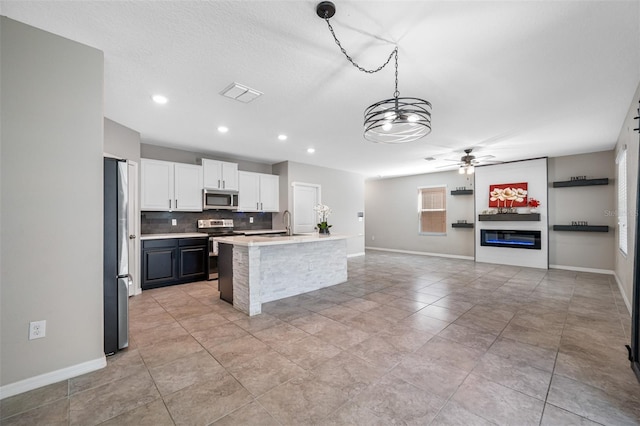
[424,157,436,161]
[220,83,263,103]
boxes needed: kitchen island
[213,234,348,316]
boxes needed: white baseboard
[365,246,474,261]
[0,356,106,400]
[347,252,365,258]
[549,264,615,275]
[613,272,633,315]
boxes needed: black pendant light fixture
[316,1,432,144]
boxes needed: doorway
[292,182,321,234]
[127,161,141,296]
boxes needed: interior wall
[548,151,616,272]
[365,170,475,258]
[275,161,365,256]
[475,158,549,269]
[140,143,272,174]
[0,17,105,391]
[104,118,140,162]
[615,82,640,312]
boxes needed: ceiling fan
[436,148,499,174]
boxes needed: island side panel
[259,239,348,303]
[232,245,262,316]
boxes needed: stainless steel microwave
[203,189,238,210]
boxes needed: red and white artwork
[489,182,528,207]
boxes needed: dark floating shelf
[552,178,609,188]
[451,189,473,195]
[478,213,541,222]
[552,225,609,233]
[452,223,474,228]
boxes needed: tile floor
[2,251,640,425]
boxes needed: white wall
[104,118,140,162]
[1,17,105,394]
[475,158,549,269]
[274,161,365,256]
[548,151,615,272]
[365,170,475,258]
[140,143,272,174]
[615,82,640,312]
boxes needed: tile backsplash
[141,210,273,234]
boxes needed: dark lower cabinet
[142,237,208,290]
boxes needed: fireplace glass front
[480,229,542,250]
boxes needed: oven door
[203,190,238,210]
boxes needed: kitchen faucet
[283,210,292,236]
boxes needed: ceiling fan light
[459,166,466,174]
[382,122,393,131]
[466,165,475,174]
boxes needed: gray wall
[104,118,140,162]
[548,151,616,271]
[1,17,104,388]
[274,161,365,256]
[365,170,475,258]
[141,143,272,174]
[615,82,640,312]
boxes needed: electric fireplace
[480,229,542,250]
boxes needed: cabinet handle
[169,199,171,209]
[223,180,226,189]
[256,202,259,210]
[260,202,263,210]
[218,179,221,188]
[175,199,178,208]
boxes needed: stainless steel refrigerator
[103,157,129,355]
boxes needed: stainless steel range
[197,219,234,280]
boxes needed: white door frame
[127,160,141,296]
[291,182,321,234]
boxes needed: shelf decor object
[552,178,609,187]
[478,213,541,222]
[452,222,474,228]
[553,225,609,232]
[316,2,431,144]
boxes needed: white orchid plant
[313,204,332,232]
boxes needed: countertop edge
[140,233,209,240]
[213,234,349,247]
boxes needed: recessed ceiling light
[217,126,229,133]
[278,134,287,141]
[152,94,168,105]
[307,148,315,154]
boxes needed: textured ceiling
[2,1,639,177]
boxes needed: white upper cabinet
[238,171,260,211]
[173,163,203,211]
[259,174,279,211]
[141,159,202,211]
[238,171,279,212]
[202,159,238,191]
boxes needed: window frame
[418,185,447,236]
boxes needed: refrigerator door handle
[117,276,129,350]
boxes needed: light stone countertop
[212,233,348,247]
[140,232,209,240]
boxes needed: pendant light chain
[323,14,398,92]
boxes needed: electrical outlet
[249,217,254,223]
[29,320,46,340]
[171,219,177,226]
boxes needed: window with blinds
[419,186,446,234]
[617,148,628,255]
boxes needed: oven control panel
[197,219,234,229]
